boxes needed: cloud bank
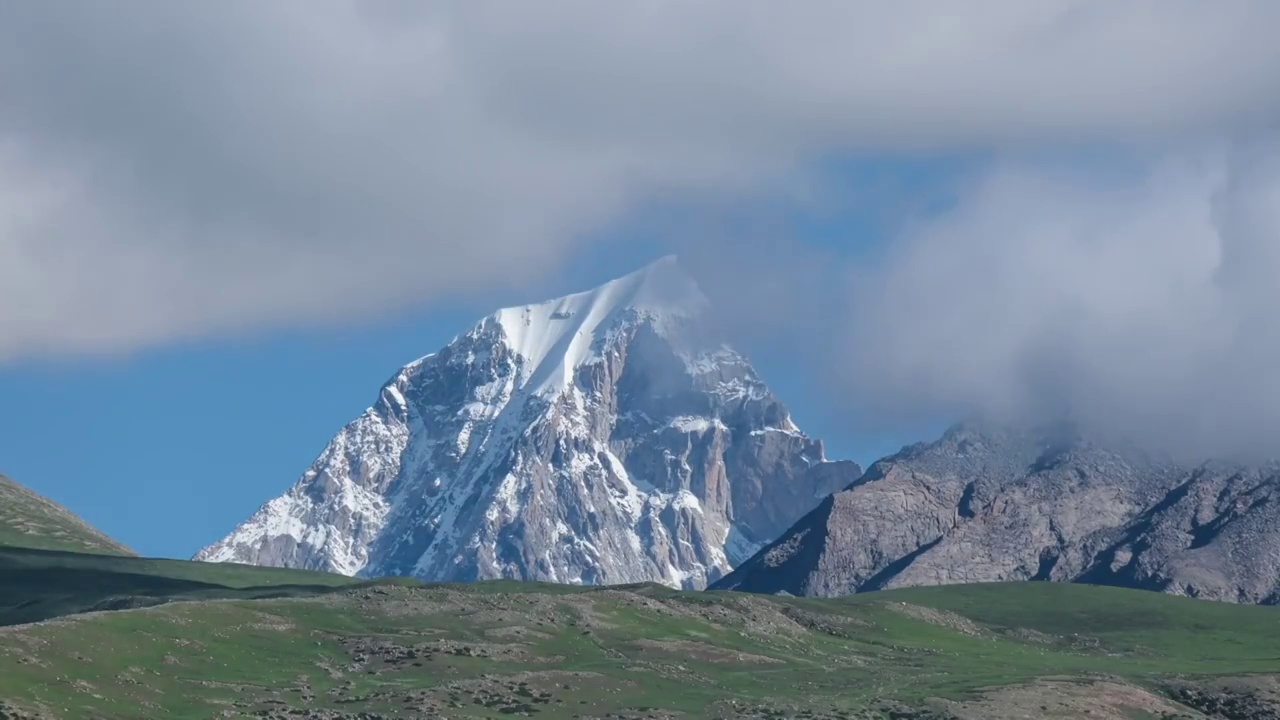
[6,2,1280,457]
[842,141,1280,459]
[3,1,1280,359]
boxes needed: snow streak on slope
[196,257,859,588]
[494,255,709,396]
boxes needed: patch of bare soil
[430,672,601,715]
[0,629,48,648]
[349,585,581,637]
[331,585,854,650]
[322,585,465,617]
[337,635,545,672]
[632,638,782,664]
[700,700,871,719]
[1163,675,1280,719]
[882,602,986,637]
[696,595,818,638]
[778,605,869,640]
[587,590,813,639]
[249,709,408,720]
[241,611,297,632]
[997,626,1114,654]
[0,699,55,720]
[485,624,552,640]
[940,679,1197,719]
[1004,626,1057,644]
[570,711,687,720]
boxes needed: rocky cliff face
[715,421,1280,603]
[1081,460,1280,603]
[196,257,859,588]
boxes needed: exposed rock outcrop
[716,420,1280,603]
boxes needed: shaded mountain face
[715,421,1280,604]
[0,474,133,555]
[196,257,859,588]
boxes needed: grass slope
[0,545,358,626]
[0,475,133,556]
[1,565,1279,719]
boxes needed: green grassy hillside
[0,545,358,627]
[0,473,363,626]
[0,475,133,556]
[1,557,1278,719]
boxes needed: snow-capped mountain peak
[487,255,709,396]
[196,257,859,588]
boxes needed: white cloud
[840,139,1280,459]
[2,2,1280,358]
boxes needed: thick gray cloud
[842,140,1280,460]
[4,2,1280,358]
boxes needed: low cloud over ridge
[841,141,1280,460]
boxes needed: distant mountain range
[176,257,1280,605]
[714,421,1280,604]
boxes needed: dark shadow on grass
[0,545,359,626]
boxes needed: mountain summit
[196,257,859,588]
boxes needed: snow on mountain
[195,256,860,588]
